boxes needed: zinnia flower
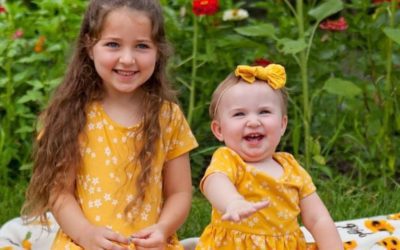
[34,35,46,53]
[222,8,249,21]
[253,58,271,67]
[0,5,6,13]
[12,29,24,39]
[319,17,348,31]
[372,0,400,7]
[192,0,219,16]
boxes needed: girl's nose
[119,51,135,65]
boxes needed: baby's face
[211,80,287,163]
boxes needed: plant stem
[379,1,396,179]
[187,16,198,125]
[296,0,311,168]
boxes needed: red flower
[253,58,271,67]
[0,6,6,13]
[319,17,348,31]
[372,0,400,7]
[192,0,219,16]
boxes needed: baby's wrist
[224,196,245,211]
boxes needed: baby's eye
[233,112,245,117]
[105,42,119,48]
[260,110,270,115]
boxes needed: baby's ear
[210,120,224,142]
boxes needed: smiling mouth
[244,133,264,141]
[114,69,136,76]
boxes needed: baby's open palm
[221,199,269,222]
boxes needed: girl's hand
[221,199,269,222]
[77,224,130,250]
[129,224,167,250]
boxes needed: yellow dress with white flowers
[51,101,198,250]
[196,147,316,250]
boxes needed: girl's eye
[137,43,150,49]
[105,42,119,48]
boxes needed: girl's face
[211,80,287,163]
[89,8,157,98]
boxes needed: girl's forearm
[51,191,92,245]
[157,191,192,237]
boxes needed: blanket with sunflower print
[0,212,399,250]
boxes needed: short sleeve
[199,147,243,193]
[276,152,316,199]
[163,103,198,161]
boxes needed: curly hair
[21,0,176,222]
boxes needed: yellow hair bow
[234,64,286,89]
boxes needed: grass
[1,176,399,240]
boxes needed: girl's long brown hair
[21,0,176,222]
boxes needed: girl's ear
[85,35,94,60]
[87,46,94,60]
[210,120,224,142]
[280,115,288,136]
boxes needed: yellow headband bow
[234,64,286,89]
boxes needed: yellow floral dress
[51,101,198,250]
[196,147,316,250]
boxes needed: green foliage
[0,0,399,238]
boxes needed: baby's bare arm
[203,173,269,222]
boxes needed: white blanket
[1,212,399,250]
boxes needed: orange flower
[22,239,32,250]
[34,35,46,53]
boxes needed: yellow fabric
[235,64,286,89]
[51,101,198,250]
[196,147,316,250]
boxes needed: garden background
[0,0,399,239]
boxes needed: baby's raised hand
[221,199,269,222]
[129,224,166,250]
[77,224,130,250]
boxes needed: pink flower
[12,29,24,39]
[0,6,6,13]
[319,17,348,31]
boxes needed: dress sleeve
[279,152,316,199]
[199,147,243,193]
[164,103,198,161]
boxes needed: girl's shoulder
[274,152,310,175]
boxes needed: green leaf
[216,34,264,49]
[383,28,400,45]
[308,0,344,22]
[234,24,276,38]
[19,163,33,171]
[278,38,307,54]
[323,78,362,98]
[313,155,326,165]
[17,90,44,104]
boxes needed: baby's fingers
[221,211,244,222]
[253,200,269,210]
